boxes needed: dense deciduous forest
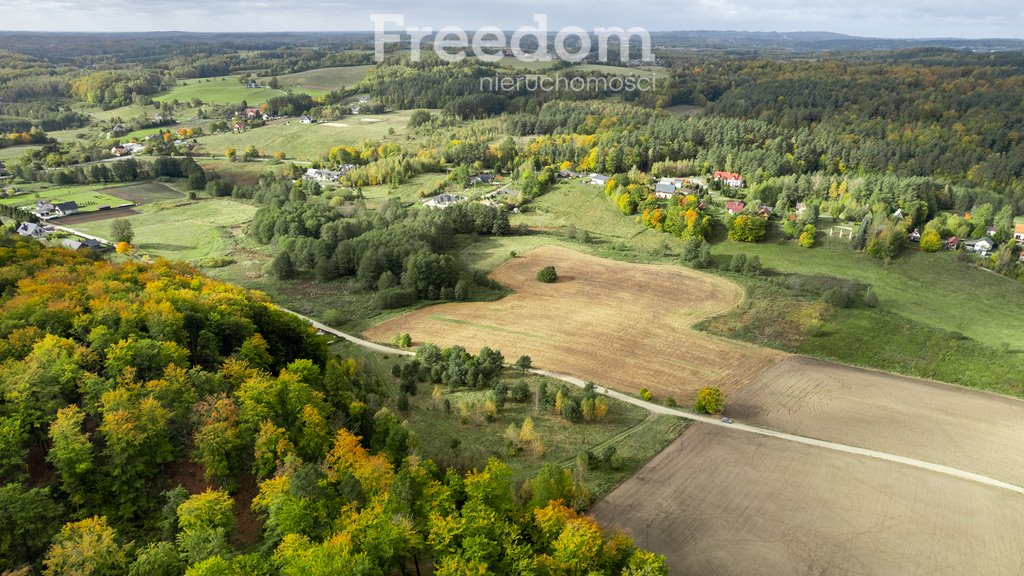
[0,237,666,574]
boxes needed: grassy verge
[330,339,687,497]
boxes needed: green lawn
[0,183,128,212]
[266,66,373,97]
[711,236,1024,348]
[194,111,417,160]
[71,197,257,261]
[154,76,284,106]
[0,145,39,161]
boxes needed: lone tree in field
[111,218,133,244]
[515,355,532,374]
[536,266,558,283]
[694,386,725,415]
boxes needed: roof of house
[655,182,676,194]
[964,236,994,246]
[725,201,746,213]
[947,236,960,244]
[53,201,78,212]
[714,171,742,181]
[589,173,610,182]
[1015,223,1024,235]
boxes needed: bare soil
[728,355,1024,486]
[365,245,781,401]
[592,423,1024,576]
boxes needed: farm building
[588,174,611,186]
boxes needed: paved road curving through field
[296,309,1024,497]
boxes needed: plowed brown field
[365,245,781,400]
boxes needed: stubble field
[365,245,781,400]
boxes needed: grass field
[194,111,416,160]
[0,145,39,161]
[266,66,373,97]
[711,237,1024,348]
[71,197,257,261]
[154,76,284,106]
[365,245,781,401]
[593,423,1024,576]
[0,183,129,211]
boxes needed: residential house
[963,236,995,254]
[946,236,961,250]
[111,145,128,156]
[423,194,466,209]
[985,226,998,237]
[299,116,315,124]
[52,201,79,217]
[232,122,246,133]
[658,177,686,190]
[557,170,583,179]
[244,107,262,119]
[16,222,47,238]
[61,238,103,251]
[892,208,905,220]
[154,113,164,122]
[358,96,370,104]
[245,80,259,89]
[110,124,128,136]
[908,229,921,243]
[713,171,744,188]
[795,202,808,213]
[1014,223,1024,245]
[469,173,496,185]
[725,201,746,215]
[588,174,611,186]
[32,200,54,218]
[654,182,677,199]
[304,168,342,183]
[756,205,774,220]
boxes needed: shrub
[639,388,653,402]
[694,386,724,415]
[536,266,558,283]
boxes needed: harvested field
[56,207,139,224]
[365,245,781,400]
[728,356,1024,486]
[592,423,1024,576]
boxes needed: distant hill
[651,30,1024,52]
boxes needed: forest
[0,236,666,575]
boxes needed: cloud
[0,0,1021,38]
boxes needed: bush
[536,266,558,283]
[373,287,419,310]
[639,388,653,402]
[694,386,724,415]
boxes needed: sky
[1,0,1022,38]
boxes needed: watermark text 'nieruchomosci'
[371,14,654,64]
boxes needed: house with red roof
[713,171,744,188]
[725,201,746,215]
[1014,223,1024,245]
[946,236,961,250]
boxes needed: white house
[588,174,611,186]
[304,168,342,183]
[1015,224,1024,245]
[52,201,79,217]
[713,171,744,188]
[654,182,677,199]
[16,222,47,238]
[423,194,466,209]
[963,236,995,254]
[300,116,315,124]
